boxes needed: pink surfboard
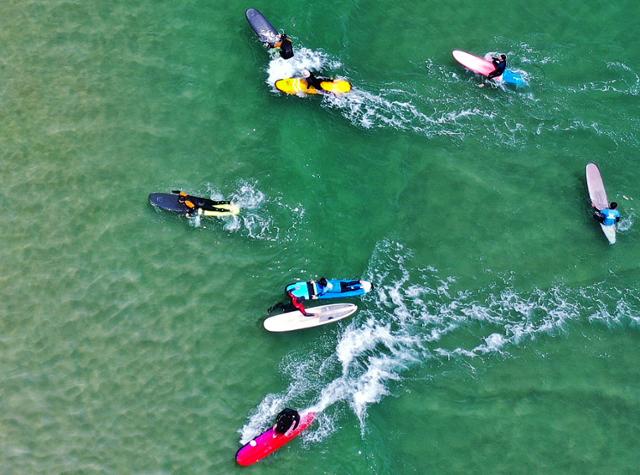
[452,50,496,76]
[235,412,316,466]
[586,163,616,244]
[586,163,609,210]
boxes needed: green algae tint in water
[1,0,639,473]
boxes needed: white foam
[568,62,640,97]
[191,179,306,241]
[266,47,341,89]
[511,44,555,66]
[323,88,494,138]
[238,392,286,445]
[617,210,634,233]
[240,239,640,444]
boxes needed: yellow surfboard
[319,80,352,94]
[275,78,352,95]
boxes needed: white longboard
[264,303,358,332]
[586,163,616,244]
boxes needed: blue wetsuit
[599,208,621,226]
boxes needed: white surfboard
[264,303,358,332]
[586,163,616,244]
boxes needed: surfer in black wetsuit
[177,191,199,216]
[302,69,326,90]
[174,190,232,216]
[487,54,507,79]
[273,408,300,436]
[272,33,294,59]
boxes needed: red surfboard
[235,412,316,466]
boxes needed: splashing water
[240,240,640,443]
[266,47,342,88]
[265,47,495,138]
[188,180,305,241]
[568,62,640,97]
[324,89,494,138]
[264,43,638,149]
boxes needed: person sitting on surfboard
[273,408,300,437]
[487,54,507,79]
[593,202,621,226]
[288,291,315,316]
[301,69,326,90]
[271,33,294,59]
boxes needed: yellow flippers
[201,203,241,217]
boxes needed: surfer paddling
[487,54,507,79]
[272,408,301,437]
[301,69,329,90]
[270,33,294,59]
[593,202,621,226]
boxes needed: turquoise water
[1,0,639,473]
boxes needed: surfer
[487,54,507,79]
[302,69,326,90]
[288,291,315,316]
[593,202,621,226]
[316,277,334,297]
[177,191,199,216]
[273,408,300,437]
[271,33,294,59]
[175,191,232,216]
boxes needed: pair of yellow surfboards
[275,78,352,95]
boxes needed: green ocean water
[1,0,639,473]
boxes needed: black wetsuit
[305,72,326,90]
[275,408,300,434]
[487,57,507,79]
[177,193,230,213]
[193,197,231,212]
[279,36,294,59]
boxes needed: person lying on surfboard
[270,33,294,59]
[273,408,300,437]
[175,190,233,216]
[177,191,199,216]
[593,201,621,226]
[487,54,507,80]
[288,291,315,317]
[301,69,328,90]
[316,277,333,296]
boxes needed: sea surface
[1,0,639,473]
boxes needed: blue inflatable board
[245,8,279,45]
[502,69,528,88]
[285,279,372,300]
